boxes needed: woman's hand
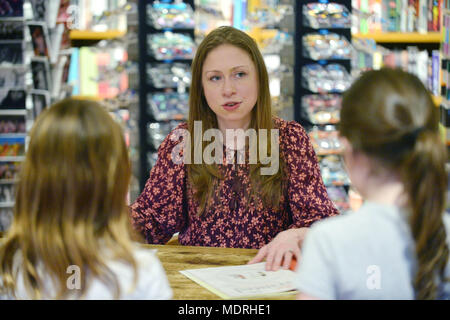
[247,227,309,271]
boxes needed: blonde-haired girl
[0,98,172,299]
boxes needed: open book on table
[180,262,298,299]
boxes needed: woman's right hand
[247,227,308,271]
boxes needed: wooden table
[145,244,297,300]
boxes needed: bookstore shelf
[69,30,126,40]
[352,32,442,43]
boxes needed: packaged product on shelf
[0,41,23,65]
[0,19,25,74]
[0,19,24,40]
[0,89,26,109]
[326,63,352,92]
[303,33,352,60]
[29,0,61,29]
[0,115,26,133]
[147,2,195,29]
[0,183,15,203]
[28,22,52,59]
[244,4,293,29]
[326,185,350,213]
[308,125,343,156]
[303,2,351,29]
[260,30,293,55]
[30,89,50,119]
[0,136,25,156]
[302,63,332,92]
[31,57,52,91]
[319,155,350,187]
[0,161,21,180]
[147,32,195,60]
[302,94,341,125]
[0,65,26,110]
[147,92,189,121]
[147,120,182,150]
[302,63,351,93]
[0,65,25,87]
[0,0,23,17]
[147,63,191,88]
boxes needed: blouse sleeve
[130,124,188,244]
[283,121,339,228]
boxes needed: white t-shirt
[1,244,173,300]
[295,201,450,299]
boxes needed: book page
[180,262,297,299]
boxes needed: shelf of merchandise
[294,0,352,127]
[69,30,126,40]
[137,0,195,190]
[294,0,352,213]
[352,32,442,43]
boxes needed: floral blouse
[130,117,339,249]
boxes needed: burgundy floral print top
[130,117,339,248]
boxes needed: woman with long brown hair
[295,68,450,299]
[131,26,338,270]
[0,98,172,299]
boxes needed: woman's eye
[235,72,246,78]
[210,75,221,81]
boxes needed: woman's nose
[222,78,236,96]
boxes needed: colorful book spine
[79,47,99,96]
[417,0,428,33]
[407,0,417,32]
[67,47,80,95]
[360,0,370,33]
[400,0,408,31]
[432,50,440,96]
[428,0,434,31]
[432,0,440,31]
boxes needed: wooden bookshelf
[352,32,442,43]
[69,30,126,40]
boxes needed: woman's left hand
[247,227,309,271]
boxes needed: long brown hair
[339,68,449,299]
[0,98,137,299]
[187,26,284,215]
